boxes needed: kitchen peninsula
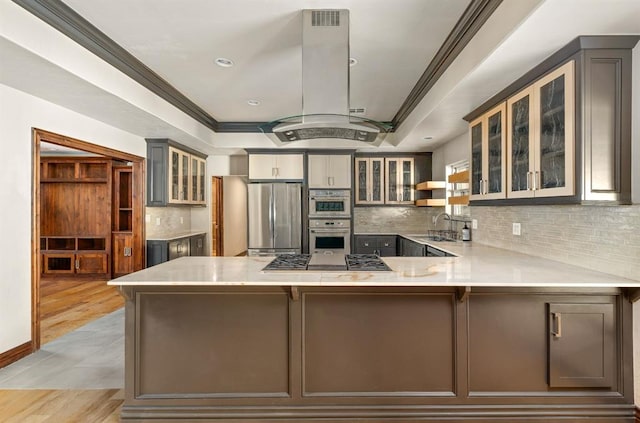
[110,242,640,423]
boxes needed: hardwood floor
[0,389,123,422]
[40,278,124,344]
[0,279,126,421]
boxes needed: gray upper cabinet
[466,36,638,204]
[146,139,207,206]
[308,154,352,188]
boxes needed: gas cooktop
[262,254,391,272]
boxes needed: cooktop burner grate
[262,254,311,271]
[345,254,392,271]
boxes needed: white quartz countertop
[146,231,207,241]
[109,241,640,288]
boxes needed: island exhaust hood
[261,10,391,143]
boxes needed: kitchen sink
[412,235,457,243]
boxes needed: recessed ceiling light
[215,57,234,67]
[349,57,358,67]
[247,100,260,106]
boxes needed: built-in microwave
[308,189,351,218]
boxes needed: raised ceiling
[2,0,640,153]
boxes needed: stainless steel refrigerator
[248,183,302,256]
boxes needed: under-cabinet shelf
[415,198,446,207]
[415,181,446,190]
[448,195,470,205]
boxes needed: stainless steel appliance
[308,189,351,218]
[248,183,302,256]
[309,219,350,254]
[262,254,391,272]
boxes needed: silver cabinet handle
[551,312,562,338]
[124,247,132,257]
[534,171,540,191]
[526,172,532,191]
[75,259,80,270]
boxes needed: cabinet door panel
[507,88,535,198]
[486,109,504,195]
[370,158,384,202]
[275,154,304,180]
[470,120,483,199]
[330,155,352,188]
[169,148,181,202]
[308,155,329,188]
[248,155,277,180]
[355,159,369,203]
[549,303,614,388]
[532,60,575,198]
[113,233,133,276]
[76,253,108,274]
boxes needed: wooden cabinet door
[76,253,108,274]
[113,233,133,277]
[275,154,304,180]
[248,155,277,179]
[470,103,506,200]
[507,87,536,198]
[190,234,206,257]
[329,155,352,188]
[43,253,75,274]
[548,303,614,388]
[308,155,330,188]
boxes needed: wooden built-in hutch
[40,156,138,279]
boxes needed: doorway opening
[30,129,145,353]
[211,176,223,256]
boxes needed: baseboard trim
[0,341,33,369]
[635,406,640,422]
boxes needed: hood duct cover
[261,10,391,143]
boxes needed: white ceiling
[1,0,639,153]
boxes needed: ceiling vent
[261,9,390,144]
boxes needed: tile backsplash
[354,207,447,234]
[146,207,192,238]
[471,205,640,281]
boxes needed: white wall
[0,84,146,355]
[431,132,468,179]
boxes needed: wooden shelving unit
[415,180,446,207]
[447,170,469,206]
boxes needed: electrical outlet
[472,219,478,230]
[512,222,521,236]
[155,217,161,226]
[180,217,184,224]
[145,214,150,223]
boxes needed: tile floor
[0,308,124,389]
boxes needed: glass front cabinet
[469,103,506,201]
[355,157,384,205]
[385,158,414,204]
[168,146,206,205]
[507,60,575,198]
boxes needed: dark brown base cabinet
[119,286,634,422]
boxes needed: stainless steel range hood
[263,10,391,143]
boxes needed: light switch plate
[145,214,150,223]
[472,219,478,230]
[156,217,161,226]
[512,222,521,236]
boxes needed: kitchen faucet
[432,212,452,231]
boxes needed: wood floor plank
[40,278,124,344]
[0,390,123,422]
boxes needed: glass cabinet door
[485,110,505,194]
[181,153,190,202]
[370,158,384,203]
[400,159,414,202]
[470,120,483,199]
[534,60,574,197]
[385,158,414,204]
[191,157,198,202]
[198,159,206,203]
[507,87,535,198]
[169,147,181,202]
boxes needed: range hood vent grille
[312,10,340,26]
